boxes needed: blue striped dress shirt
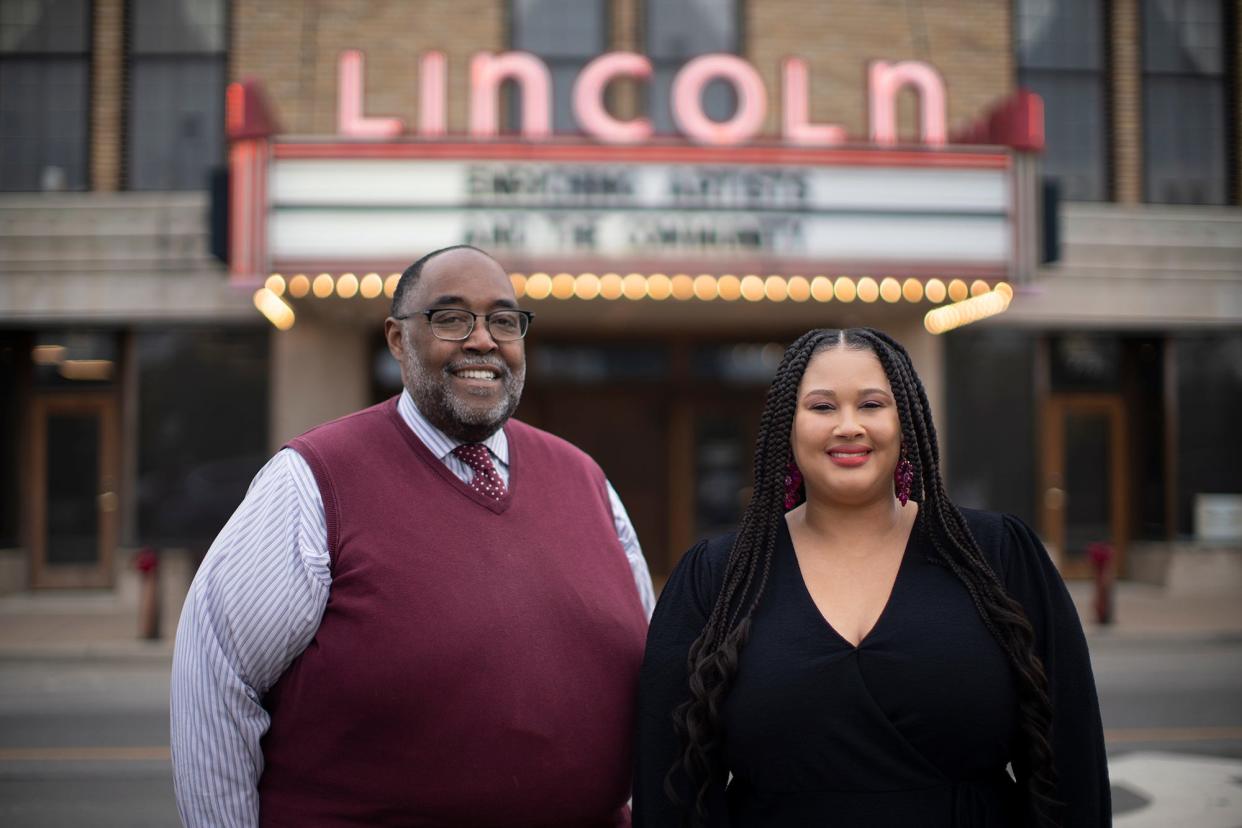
[170,390,656,827]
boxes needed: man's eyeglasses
[393,308,535,342]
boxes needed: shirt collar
[397,389,509,466]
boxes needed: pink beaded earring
[894,450,914,507]
[784,459,803,510]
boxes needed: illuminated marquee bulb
[266,274,286,296]
[551,272,575,299]
[740,275,765,302]
[880,277,902,303]
[692,274,718,301]
[717,275,742,301]
[970,279,991,298]
[647,273,672,300]
[384,273,400,298]
[254,288,295,330]
[948,279,968,302]
[600,272,624,300]
[671,274,695,300]
[622,273,647,300]
[902,278,924,303]
[360,273,383,299]
[574,273,601,300]
[834,277,857,303]
[288,274,310,298]
[336,273,359,298]
[857,277,880,303]
[525,272,552,300]
[763,275,788,302]
[787,276,810,302]
[925,278,947,303]
[810,276,833,302]
[313,273,335,298]
[994,281,1014,302]
[509,273,527,298]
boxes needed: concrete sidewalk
[0,578,1239,661]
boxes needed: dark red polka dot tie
[452,443,507,500]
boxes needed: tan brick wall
[232,0,505,135]
[90,0,124,191]
[1111,0,1142,204]
[747,0,1012,141]
[610,0,640,120]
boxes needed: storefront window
[1175,333,1242,535]
[510,0,607,133]
[0,0,91,191]
[1015,0,1107,201]
[533,343,669,383]
[136,328,268,547]
[127,0,227,190]
[944,329,1038,526]
[1142,0,1228,205]
[646,0,739,134]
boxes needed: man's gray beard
[408,362,525,443]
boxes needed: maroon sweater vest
[258,398,648,827]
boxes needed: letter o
[671,54,767,146]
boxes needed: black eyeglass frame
[391,308,536,341]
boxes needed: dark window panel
[0,0,89,54]
[646,0,739,134]
[136,329,269,547]
[1015,0,1104,70]
[1174,334,1242,536]
[1143,76,1227,204]
[1019,69,1107,201]
[130,0,226,55]
[944,329,1038,527]
[510,0,605,134]
[1143,0,1225,75]
[0,57,89,190]
[1014,0,1106,202]
[127,57,224,190]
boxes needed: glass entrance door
[30,394,119,588]
[1041,394,1128,578]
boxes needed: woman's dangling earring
[784,459,803,510]
[894,450,914,507]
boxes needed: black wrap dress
[634,508,1111,827]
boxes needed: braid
[667,327,1061,827]
[667,330,832,823]
[850,329,1059,824]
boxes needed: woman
[635,328,1110,827]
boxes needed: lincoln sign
[226,50,1044,285]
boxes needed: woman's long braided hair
[666,328,1058,826]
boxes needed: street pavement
[0,581,1239,826]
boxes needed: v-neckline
[384,398,515,515]
[784,509,921,651]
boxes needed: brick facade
[74,0,1237,201]
[231,0,505,135]
[90,0,124,192]
[747,0,1012,142]
[1111,0,1142,205]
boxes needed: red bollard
[135,546,161,640]
[1087,541,1114,626]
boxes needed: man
[171,245,655,827]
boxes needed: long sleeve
[997,514,1112,828]
[634,538,730,827]
[170,449,331,828]
[607,479,656,620]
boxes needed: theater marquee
[229,49,1044,331]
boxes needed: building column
[269,319,371,450]
[887,318,947,470]
[1111,0,1143,204]
[91,0,124,192]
